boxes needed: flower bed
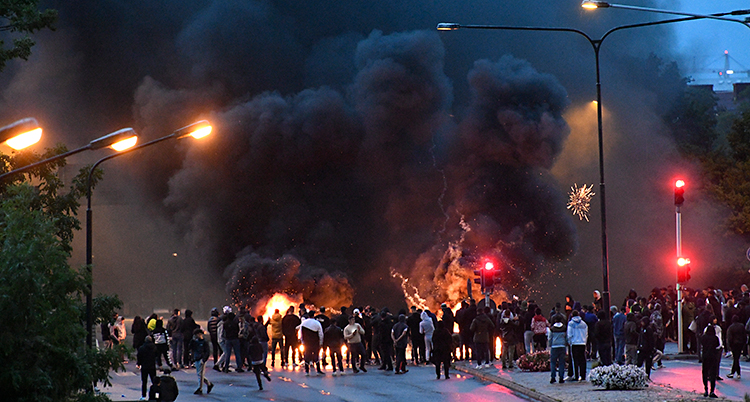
[589,364,649,390]
[516,350,550,372]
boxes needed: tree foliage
[0,0,56,71]
[0,148,120,401]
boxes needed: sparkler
[567,183,595,222]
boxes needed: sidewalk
[453,343,744,402]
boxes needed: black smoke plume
[0,1,733,313]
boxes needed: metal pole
[676,205,683,353]
[593,43,611,312]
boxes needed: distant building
[687,51,750,111]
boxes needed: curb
[453,364,559,402]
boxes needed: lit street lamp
[85,120,212,348]
[583,0,750,356]
[0,127,138,181]
[581,1,750,29]
[437,14,712,314]
[0,117,42,150]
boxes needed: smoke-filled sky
[0,1,746,315]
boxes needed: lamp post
[437,14,711,314]
[583,2,749,355]
[0,127,138,181]
[0,117,42,150]
[581,2,750,29]
[85,120,211,348]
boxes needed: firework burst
[567,183,595,222]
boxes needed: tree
[0,149,123,401]
[0,0,56,71]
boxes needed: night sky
[0,1,745,315]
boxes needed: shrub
[516,350,550,372]
[589,364,649,390]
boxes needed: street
[102,360,531,401]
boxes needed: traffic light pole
[676,205,684,354]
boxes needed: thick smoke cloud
[0,0,731,314]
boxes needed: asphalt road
[103,360,532,401]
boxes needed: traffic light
[674,179,685,206]
[483,261,495,293]
[473,268,483,289]
[677,257,691,283]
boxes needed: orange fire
[262,293,304,324]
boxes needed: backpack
[531,318,548,335]
[239,319,253,340]
[153,331,167,345]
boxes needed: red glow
[675,179,685,188]
[484,261,494,270]
[677,257,690,266]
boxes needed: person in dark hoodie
[189,328,214,395]
[727,315,747,379]
[324,320,345,376]
[137,336,158,401]
[624,312,639,364]
[497,308,517,370]
[432,321,453,379]
[548,313,568,384]
[282,306,302,367]
[207,308,222,366]
[249,336,272,390]
[637,317,655,379]
[594,310,613,366]
[182,310,199,368]
[701,325,720,398]
[222,311,243,373]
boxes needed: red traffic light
[674,179,685,206]
[677,257,691,283]
[484,261,494,270]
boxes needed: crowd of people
[114,283,750,399]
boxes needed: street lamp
[0,127,138,181]
[581,2,750,29]
[85,120,212,348]
[437,14,709,314]
[0,117,42,150]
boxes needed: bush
[589,364,649,390]
[516,350,550,372]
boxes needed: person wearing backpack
[531,308,549,351]
[152,319,174,371]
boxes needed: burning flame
[262,293,304,324]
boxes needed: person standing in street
[207,308,222,367]
[166,309,184,370]
[282,306,302,367]
[702,325,720,398]
[566,310,588,381]
[611,306,627,365]
[392,314,410,374]
[299,311,325,376]
[594,310,612,366]
[344,315,367,373]
[636,317,655,379]
[727,315,747,379]
[137,336,158,401]
[324,320,345,376]
[269,309,284,368]
[189,328,214,395]
[472,307,495,369]
[432,321,453,379]
[547,312,568,384]
[419,310,435,364]
[182,310,199,368]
